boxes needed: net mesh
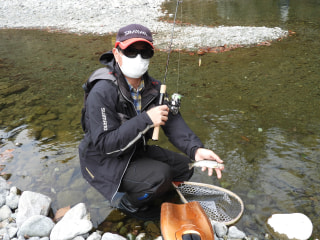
[176,182,244,225]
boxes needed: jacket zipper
[110,89,157,201]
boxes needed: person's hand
[195,148,224,179]
[147,105,169,127]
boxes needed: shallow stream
[0,0,319,238]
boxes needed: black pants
[119,145,193,207]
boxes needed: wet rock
[228,226,246,239]
[105,209,127,222]
[145,221,161,236]
[118,225,128,236]
[17,215,54,237]
[50,203,92,240]
[34,106,50,115]
[40,128,56,140]
[16,191,52,227]
[0,84,29,97]
[39,113,59,122]
[101,232,126,240]
[213,222,228,238]
[267,213,313,240]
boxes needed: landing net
[174,181,244,225]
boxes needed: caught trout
[188,160,224,170]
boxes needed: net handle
[172,181,245,226]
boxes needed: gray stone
[0,228,9,240]
[18,215,55,237]
[213,222,228,238]
[7,223,18,238]
[228,226,246,239]
[6,186,20,210]
[16,191,52,227]
[0,205,12,221]
[0,177,9,207]
[0,193,6,207]
[0,177,10,191]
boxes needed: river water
[0,0,319,239]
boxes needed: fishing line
[176,0,183,93]
[152,0,182,140]
[163,0,182,85]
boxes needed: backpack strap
[83,67,117,94]
[81,68,117,132]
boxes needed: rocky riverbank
[0,176,249,240]
[0,0,288,51]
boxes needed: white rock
[0,177,10,191]
[0,177,9,207]
[50,203,92,240]
[6,187,20,210]
[72,236,85,240]
[0,228,9,239]
[101,232,127,240]
[16,191,52,227]
[228,226,246,239]
[0,205,12,221]
[213,222,228,237]
[267,213,313,240]
[18,215,55,237]
[135,233,146,240]
[7,223,18,238]
[87,232,101,240]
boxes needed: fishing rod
[152,0,182,141]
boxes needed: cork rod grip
[152,84,167,141]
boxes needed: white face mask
[117,49,150,78]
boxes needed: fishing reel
[166,93,182,115]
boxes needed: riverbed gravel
[0,0,288,50]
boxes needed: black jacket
[78,51,204,201]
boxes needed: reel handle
[152,84,167,141]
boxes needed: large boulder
[16,191,52,227]
[50,203,92,240]
[267,213,313,240]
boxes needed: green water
[1,0,320,238]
